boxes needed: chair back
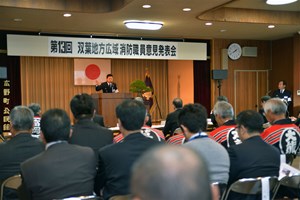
[54,195,101,200]
[222,177,278,200]
[109,194,131,200]
[277,174,300,189]
[0,174,22,200]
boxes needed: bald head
[131,145,211,200]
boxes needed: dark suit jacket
[228,136,280,186]
[93,114,105,127]
[272,89,292,105]
[95,82,118,93]
[21,142,97,200]
[96,132,161,200]
[163,109,181,136]
[0,133,44,181]
[69,118,113,153]
[0,133,44,200]
[227,136,280,200]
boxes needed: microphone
[266,90,272,95]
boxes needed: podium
[92,93,133,127]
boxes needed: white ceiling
[0,0,299,40]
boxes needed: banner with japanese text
[7,34,207,60]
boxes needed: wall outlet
[297,90,300,96]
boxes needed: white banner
[7,34,207,60]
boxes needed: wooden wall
[211,39,271,113]
[293,34,300,115]
[167,60,194,112]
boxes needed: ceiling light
[124,20,163,30]
[63,13,72,17]
[205,22,213,26]
[220,29,227,32]
[268,25,275,28]
[266,0,298,5]
[13,18,22,22]
[142,4,151,8]
[183,8,191,12]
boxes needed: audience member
[210,101,241,149]
[0,106,44,200]
[163,98,183,139]
[20,109,97,200]
[131,145,212,200]
[261,98,300,163]
[166,133,186,145]
[179,103,230,185]
[113,113,165,143]
[69,93,113,153]
[28,103,42,138]
[134,96,152,127]
[258,95,271,124]
[95,99,161,200]
[227,110,280,199]
[210,96,228,128]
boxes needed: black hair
[116,99,146,131]
[178,103,207,133]
[70,93,95,119]
[41,108,71,142]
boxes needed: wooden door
[234,70,268,115]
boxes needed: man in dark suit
[227,110,280,199]
[0,106,44,200]
[272,80,292,107]
[95,99,161,200]
[163,98,183,138]
[95,74,119,93]
[20,109,97,200]
[69,93,113,153]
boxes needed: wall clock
[227,43,242,60]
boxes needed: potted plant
[129,80,152,97]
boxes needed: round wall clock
[227,43,242,60]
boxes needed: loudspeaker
[212,70,228,80]
[242,47,257,57]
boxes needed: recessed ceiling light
[142,4,151,8]
[13,18,22,22]
[124,20,163,30]
[268,25,275,28]
[63,13,72,17]
[266,0,298,5]
[205,22,213,26]
[183,8,191,12]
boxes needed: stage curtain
[20,57,168,123]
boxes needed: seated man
[228,110,280,199]
[261,98,300,163]
[21,109,97,200]
[131,145,212,200]
[28,103,42,138]
[69,93,113,153]
[163,98,183,139]
[96,99,161,200]
[113,113,165,143]
[179,103,230,185]
[210,101,241,149]
[0,106,44,200]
